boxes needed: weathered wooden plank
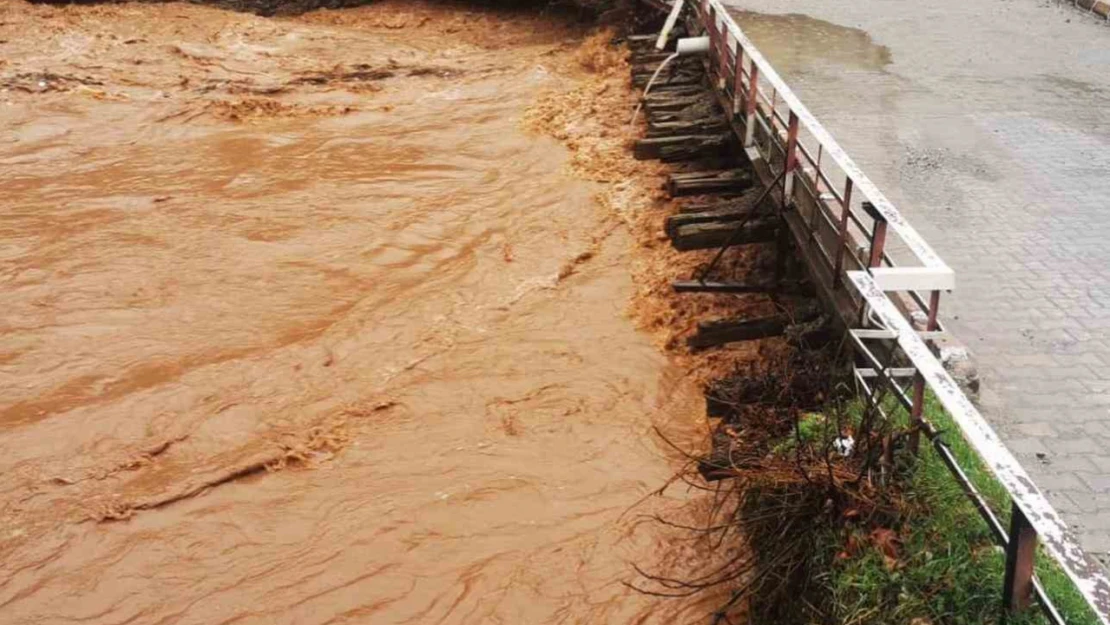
[631,52,678,65]
[664,206,756,236]
[688,315,788,349]
[642,83,705,97]
[689,303,824,349]
[669,218,777,251]
[632,72,702,89]
[646,117,729,138]
[676,198,750,214]
[666,169,752,197]
[644,99,717,120]
[627,34,660,50]
[631,57,701,75]
[633,133,731,162]
[672,280,780,294]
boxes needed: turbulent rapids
[0,1,738,622]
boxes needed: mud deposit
[0,2,715,622]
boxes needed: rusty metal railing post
[707,6,719,77]
[732,45,744,115]
[1003,502,1038,614]
[832,178,853,289]
[715,25,729,90]
[783,111,800,203]
[908,290,941,455]
[743,63,759,147]
[858,202,889,331]
[863,201,887,270]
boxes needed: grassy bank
[811,395,1099,625]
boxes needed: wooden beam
[688,304,823,349]
[672,280,810,294]
[633,133,732,162]
[632,71,703,89]
[646,117,729,138]
[667,169,752,197]
[670,218,777,251]
[687,315,788,349]
[664,206,757,236]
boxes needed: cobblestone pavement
[723,0,1110,556]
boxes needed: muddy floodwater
[0,2,710,622]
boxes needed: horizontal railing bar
[848,270,1110,623]
[924,422,1009,544]
[857,345,1061,624]
[922,425,1065,625]
[853,328,947,341]
[856,366,919,378]
[1034,576,1068,625]
[847,333,914,412]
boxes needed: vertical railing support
[783,111,800,202]
[716,29,729,90]
[1002,502,1038,614]
[908,290,941,455]
[832,178,853,289]
[861,202,889,331]
[707,6,719,77]
[863,201,888,270]
[743,63,759,147]
[732,45,744,115]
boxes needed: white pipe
[675,36,710,56]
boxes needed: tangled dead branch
[629,335,920,623]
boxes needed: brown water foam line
[47,434,191,486]
[86,402,395,522]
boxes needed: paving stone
[1080,473,1110,493]
[1006,437,1052,456]
[1014,421,1057,438]
[1033,472,1089,493]
[1075,509,1110,531]
[1044,455,1099,474]
[1047,438,1103,455]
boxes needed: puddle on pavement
[727,11,891,75]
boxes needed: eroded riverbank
[0,2,723,622]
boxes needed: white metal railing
[660,0,1110,620]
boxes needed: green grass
[811,394,1101,625]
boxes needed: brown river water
[0,2,718,622]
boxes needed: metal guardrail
[658,0,1110,620]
